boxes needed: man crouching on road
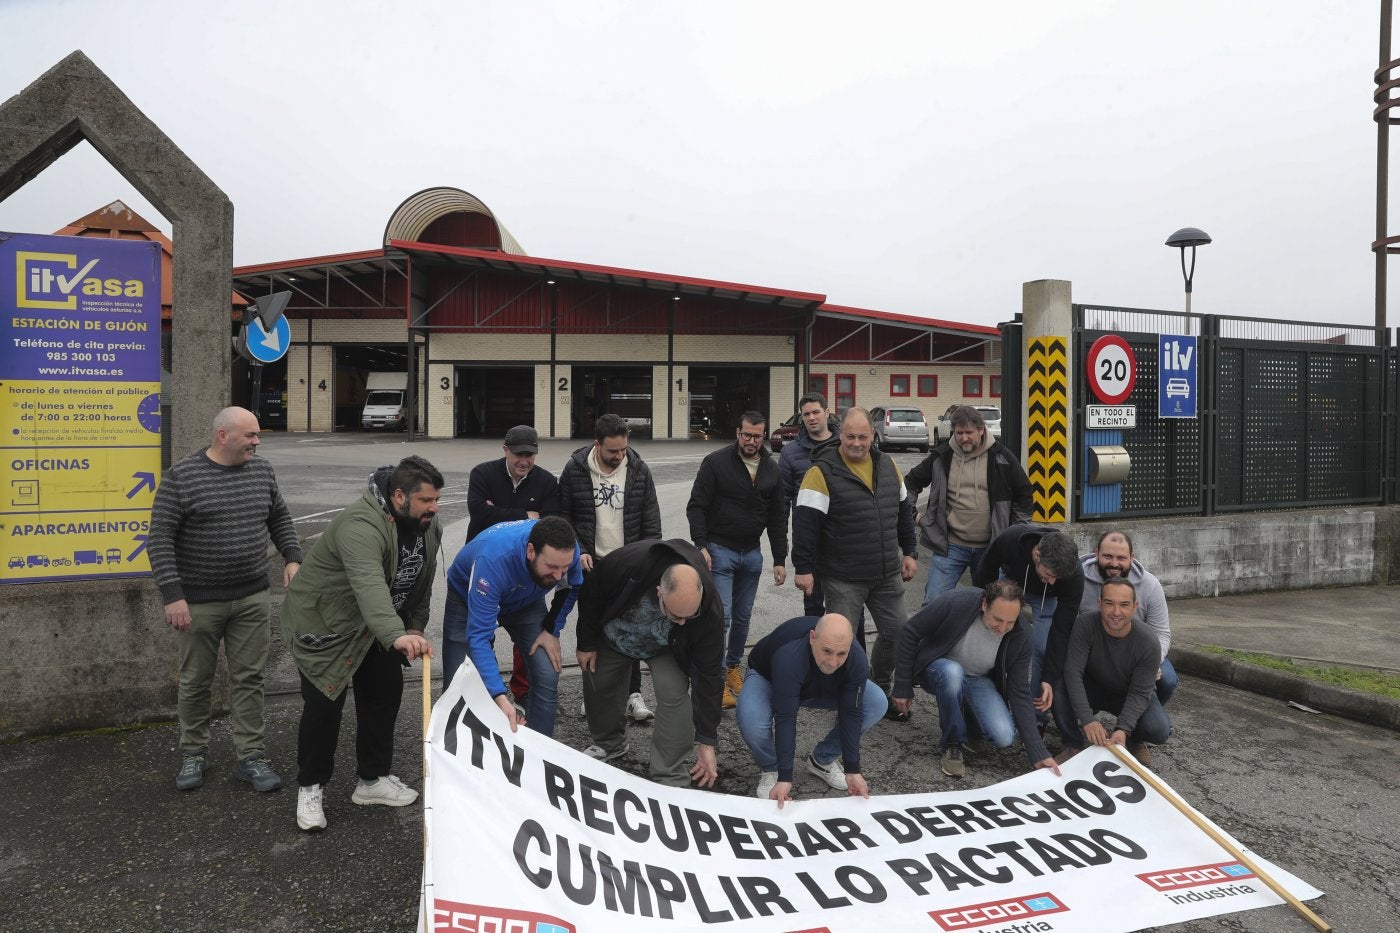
[892,580,1060,781]
[737,613,887,807]
[575,539,724,788]
[1053,579,1171,767]
[282,455,441,832]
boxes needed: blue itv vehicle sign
[1159,334,1198,418]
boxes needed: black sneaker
[175,755,206,791]
[235,755,283,792]
[940,744,965,778]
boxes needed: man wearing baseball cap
[466,425,560,543]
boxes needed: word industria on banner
[421,664,1322,933]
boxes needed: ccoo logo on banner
[420,664,1322,933]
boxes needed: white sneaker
[351,774,419,807]
[581,743,626,763]
[578,699,587,718]
[297,784,327,832]
[755,771,779,798]
[627,692,654,722]
[807,754,847,791]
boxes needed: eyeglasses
[738,432,766,442]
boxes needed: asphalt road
[3,432,1395,932]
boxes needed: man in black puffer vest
[792,408,917,705]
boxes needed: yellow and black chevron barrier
[1027,337,1068,522]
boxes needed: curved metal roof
[381,186,524,255]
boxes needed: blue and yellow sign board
[1,232,161,583]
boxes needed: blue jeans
[1156,656,1179,706]
[1051,676,1173,749]
[709,542,764,668]
[735,670,888,770]
[919,658,1016,750]
[922,543,985,605]
[443,588,559,737]
[1028,592,1057,688]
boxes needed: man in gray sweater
[1052,579,1171,767]
[149,407,303,793]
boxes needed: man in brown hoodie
[905,405,1033,606]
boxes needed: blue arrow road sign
[242,315,291,364]
[1159,334,1198,418]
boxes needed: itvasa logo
[16,250,145,310]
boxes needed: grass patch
[1199,646,1400,701]
[1,719,173,746]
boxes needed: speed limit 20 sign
[1086,335,1137,404]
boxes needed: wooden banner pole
[1107,744,1331,932]
[421,651,433,933]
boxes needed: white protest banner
[419,663,1324,933]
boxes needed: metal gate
[1072,306,1389,520]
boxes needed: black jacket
[465,460,560,542]
[972,524,1084,685]
[792,444,916,582]
[685,442,788,565]
[904,438,1032,554]
[892,587,1050,765]
[575,539,725,746]
[777,420,839,514]
[558,445,661,556]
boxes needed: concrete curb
[1171,645,1400,732]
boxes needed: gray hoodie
[1078,553,1171,661]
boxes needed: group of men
[891,402,1176,780]
[151,399,1178,833]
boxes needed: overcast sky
[0,0,1387,328]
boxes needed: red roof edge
[819,303,1000,336]
[389,239,828,304]
[233,247,389,276]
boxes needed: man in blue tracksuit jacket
[443,516,583,737]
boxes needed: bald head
[809,613,854,674]
[658,564,703,624]
[838,408,874,462]
[208,407,260,467]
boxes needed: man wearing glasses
[575,539,724,788]
[686,411,788,710]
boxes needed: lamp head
[1166,227,1212,248]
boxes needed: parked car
[7,556,24,570]
[769,413,801,451]
[933,405,1002,444]
[870,406,929,452]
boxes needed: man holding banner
[575,539,724,787]
[892,580,1058,780]
[736,613,886,805]
[282,456,441,832]
[1054,578,1171,766]
[442,515,583,736]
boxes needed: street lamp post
[1166,227,1212,315]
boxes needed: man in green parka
[282,455,442,832]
